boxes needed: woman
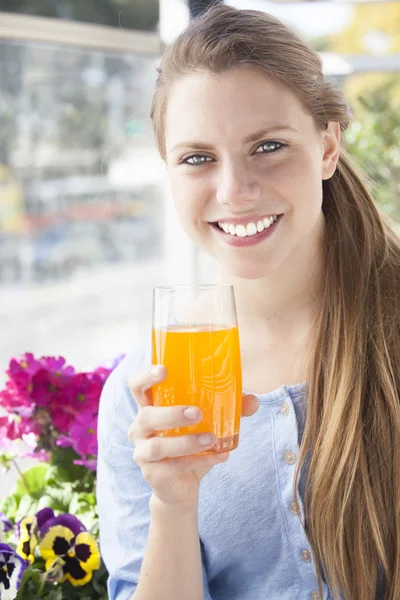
[97,5,400,599]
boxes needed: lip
[211,214,283,247]
[209,213,281,226]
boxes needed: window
[0,13,164,380]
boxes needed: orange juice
[152,325,242,453]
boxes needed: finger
[141,452,230,484]
[133,430,217,463]
[128,404,203,442]
[128,365,167,408]
[241,394,259,417]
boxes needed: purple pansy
[0,543,27,599]
[38,514,100,586]
[16,508,57,564]
[0,514,13,534]
[0,514,14,543]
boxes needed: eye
[254,141,286,154]
[181,154,213,166]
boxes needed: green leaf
[48,589,64,600]
[15,563,42,598]
[0,492,18,520]
[50,447,88,484]
[15,493,38,522]
[36,492,68,513]
[68,492,96,515]
[59,581,78,600]
[0,450,16,472]
[15,464,50,501]
[42,484,74,512]
[44,465,62,487]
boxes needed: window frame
[0,12,160,55]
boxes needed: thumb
[241,393,259,417]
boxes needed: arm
[97,351,213,600]
[132,496,203,600]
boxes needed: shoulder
[98,340,151,448]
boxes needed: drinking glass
[152,284,242,453]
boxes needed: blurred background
[0,0,399,384]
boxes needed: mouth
[211,214,281,237]
[209,214,283,246]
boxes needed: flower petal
[39,524,75,563]
[75,532,101,572]
[0,543,28,599]
[39,514,86,540]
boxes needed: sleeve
[97,350,214,600]
[97,349,151,600]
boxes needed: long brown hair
[150,5,400,599]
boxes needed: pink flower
[0,415,25,445]
[29,369,77,435]
[92,366,113,384]
[74,458,97,471]
[41,356,75,376]
[4,354,42,406]
[0,353,118,461]
[50,408,75,434]
[66,411,98,458]
[4,354,75,412]
[30,369,73,408]
[0,383,33,414]
[7,353,41,377]
[21,447,50,462]
[67,372,104,414]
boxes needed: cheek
[265,151,323,213]
[170,173,210,223]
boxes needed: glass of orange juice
[152,284,242,454]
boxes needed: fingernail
[150,366,161,379]
[184,407,200,420]
[199,433,214,446]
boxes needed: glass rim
[153,284,234,291]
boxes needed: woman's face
[164,66,340,280]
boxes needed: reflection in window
[0,33,163,373]
[0,39,162,283]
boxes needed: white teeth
[236,225,247,237]
[217,215,280,236]
[246,222,257,236]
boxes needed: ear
[321,121,340,181]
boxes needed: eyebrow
[169,124,299,153]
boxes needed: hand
[128,365,259,509]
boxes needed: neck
[219,213,326,339]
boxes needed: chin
[221,258,278,281]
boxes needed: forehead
[164,66,311,151]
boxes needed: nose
[216,161,261,208]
